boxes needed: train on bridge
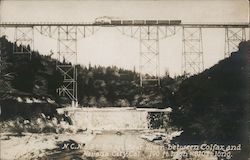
[94,17,182,26]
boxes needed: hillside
[0,36,62,120]
[0,36,182,120]
[170,41,249,158]
[76,65,182,108]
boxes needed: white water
[59,107,171,130]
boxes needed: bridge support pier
[139,26,160,87]
[0,27,5,37]
[13,27,34,59]
[56,26,78,107]
[224,28,246,58]
[182,27,204,75]
[118,26,176,87]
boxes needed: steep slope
[170,41,249,145]
[0,36,61,120]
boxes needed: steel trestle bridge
[0,20,249,106]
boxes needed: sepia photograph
[0,0,249,159]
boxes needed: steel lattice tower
[117,25,176,86]
[56,26,78,107]
[13,27,34,59]
[35,25,98,107]
[182,27,204,75]
[224,28,246,58]
[139,26,160,86]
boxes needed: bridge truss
[0,21,248,106]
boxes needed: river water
[46,131,167,160]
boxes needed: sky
[0,0,249,76]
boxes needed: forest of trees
[0,36,185,111]
[169,41,249,159]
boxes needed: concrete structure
[57,107,171,130]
